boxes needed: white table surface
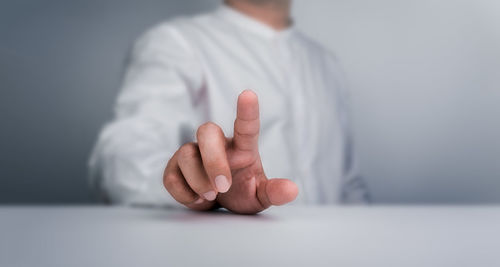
[1,205,499,267]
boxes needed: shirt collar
[215,4,295,40]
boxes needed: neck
[224,0,292,30]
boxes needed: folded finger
[163,151,201,205]
[197,122,232,193]
[178,142,217,201]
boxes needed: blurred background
[0,0,498,204]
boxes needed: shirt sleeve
[327,54,371,204]
[88,22,205,207]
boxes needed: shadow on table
[135,205,280,223]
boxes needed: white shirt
[89,5,368,207]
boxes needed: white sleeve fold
[88,23,205,207]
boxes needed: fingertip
[215,175,231,193]
[196,121,224,141]
[193,197,204,205]
[266,179,299,206]
[237,90,259,120]
[239,89,258,100]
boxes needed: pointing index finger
[233,90,260,152]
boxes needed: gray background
[0,0,498,204]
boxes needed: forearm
[89,116,182,207]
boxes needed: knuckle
[163,172,179,190]
[163,153,177,171]
[178,143,199,161]
[197,122,222,138]
[205,160,228,173]
[163,174,196,205]
[234,119,260,136]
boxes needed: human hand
[163,90,298,214]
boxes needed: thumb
[257,178,299,209]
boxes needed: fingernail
[203,191,217,201]
[194,198,204,204]
[215,175,230,193]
